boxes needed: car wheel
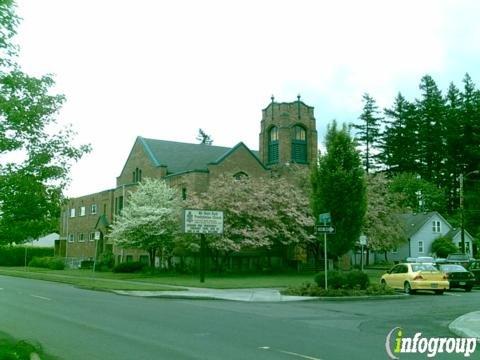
[434,290,444,295]
[465,286,473,292]
[404,282,414,294]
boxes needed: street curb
[449,311,480,342]
[312,294,409,301]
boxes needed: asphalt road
[1,275,479,360]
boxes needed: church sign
[182,209,224,234]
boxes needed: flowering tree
[108,179,181,267]
[185,174,315,259]
[363,173,406,261]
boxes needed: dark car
[437,264,475,292]
[468,260,480,285]
[446,253,472,266]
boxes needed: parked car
[467,260,480,285]
[416,256,435,264]
[405,257,417,263]
[381,263,449,295]
[436,264,475,292]
[446,253,472,266]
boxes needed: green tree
[389,173,446,213]
[431,236,458,258]
[196,128,213,145]
[108,179,182,267]
[351,93,382,173]
[415,75,447,184]
[311,121,366,259]
[0,1,89,244]
[381,93,419,175]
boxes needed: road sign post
[317,213,334,290]
[182,210,224,283]
[359,235,367,272]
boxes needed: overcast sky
[14,0,480,197]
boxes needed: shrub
[314,270,370,289]
[281,282,396,297]
[432,236,458,258]
[80,260,94,269]
[113,261,145,273]
[0,246,54,266]
[96,252,115,271]
[28,257,65,270]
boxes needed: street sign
[183,209,224,234]
[359,235,367,246]
[316,225,335,234]
[319,212,331,224]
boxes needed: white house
[378,212,474,262]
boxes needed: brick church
[57,97,318,267]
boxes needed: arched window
[268,126,279,164]
[291,125,307,163]
[233,171,249,181]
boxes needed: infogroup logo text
[385,327,477,359]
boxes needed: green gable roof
[139,137,260,175]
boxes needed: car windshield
[411,264,438,272]
[439,265,467,272]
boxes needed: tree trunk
[148,248,157,268]
[384,250,388,262]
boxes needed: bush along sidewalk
[281,270,396,297]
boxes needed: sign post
[182,209,224,283]
[317,212,334,290]
[359,235,367,272]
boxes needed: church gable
[116,137,167,187]
[208,142,268,179]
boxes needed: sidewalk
[113,287,318,302]
[449,311,480,342]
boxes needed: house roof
[400,211,449,238]
[139,137,261,174]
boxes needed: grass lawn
[0,266,387,290]
[0,331,59,360]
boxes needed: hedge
[0,246,54,266]
[314,270,370,290]
[28,257,65,270]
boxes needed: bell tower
[259,95,317,167]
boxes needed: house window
[89,232,96,241]
[139,255,149,265]
[68,233,74,242]
[418,241,424,254]
[91,204,97,215]
[466,242,471,254]
[268,126,279,164]
[70,208,76,218]
[78,233,85,242]
[291,125,307,163]
[182,187,187,201]
[80,206,86,216]
[432,220,441,233]
[126,255,133,262]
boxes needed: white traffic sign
[183,209,224,234]
[316,225,335,234]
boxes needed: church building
[57,97,318,267]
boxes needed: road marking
[30,294,51,301]
[259,346,323,360]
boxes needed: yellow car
[381,263,449,295]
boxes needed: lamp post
[459,170,479,254]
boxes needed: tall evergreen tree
[381,93,419,175]
[415,75,447,184]
[311,121,366,259]
[351,93,382,173]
